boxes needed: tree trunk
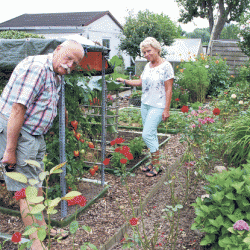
[213,17,226,40]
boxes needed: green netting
[0,38,110,70]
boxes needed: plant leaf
[5,172,27,183]
[70,220,79,234]
[25,160,41,169]
[31,204,45,214]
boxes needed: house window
[102,39,110,58]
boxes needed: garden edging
[99,155,182,250]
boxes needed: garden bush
[192,161,250,249]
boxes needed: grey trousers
[0,114,46,191]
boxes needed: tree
[238,12,250,56]
[119,10,180,60]
[186,28,210,44]
[220,23,241,40]
[176,0,250,40]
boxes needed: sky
[0,0,209,33]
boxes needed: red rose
[175,98,180,101]
[11,232,22,243]
[181,105,189,113]
[13,188,26,201]
[103,158,110,165]
[213,108,220,116]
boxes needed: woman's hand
[116,78,124,83]
[162,108,170,121]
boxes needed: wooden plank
[212,47,245,53]
[212,41,239,47]
[211,51,248,57]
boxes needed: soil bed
[0,133,216,250]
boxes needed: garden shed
[209,39,249,75]
[135,38,203,75]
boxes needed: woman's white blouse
[141,61,174,108]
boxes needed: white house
[0,11,131,68]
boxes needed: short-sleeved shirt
[141,61,174,108]
[0,53,62,135]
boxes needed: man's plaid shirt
[0,53,62,135]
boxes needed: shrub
[191,161,250,249]
[128,137,145,158]
[207,56,230,97]
[175,56,210,103]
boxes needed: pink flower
[233,220,249,231]
[201,120,206,125]
[13,188,26,201]
[191,124,196,128]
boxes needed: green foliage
[220,24,240,40]
[119,9,180,59]
[206,56,230,97]
[176,57,210,102]
[0,30,45,39]
[176,0,249,39]
[128,137,145,158]
[238,12,250,57]
[224,113,250,166]
[185,28,210,45]
[171,82,189,108]
[191,161,250,249]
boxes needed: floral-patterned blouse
[141,60,174,108]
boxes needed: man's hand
[2,103,26,166]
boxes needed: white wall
[82,15,131,69]
[37,14,131,69]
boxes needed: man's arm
[2,103,27,165]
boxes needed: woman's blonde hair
[140,37,162,56]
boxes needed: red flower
[181,105,189,113]
[115,147,121,152]
[129,217,138,226]
[115,138,125,144]
[13,188,26,201]
[110,140,116,146]
[73,150,79,157]
[120,158,127,164]
[103,158,110,165]
[67,195,87,207]
[71,120,78,130]
[175,98,180,101]
[120,146,131,155]
[11,232,22,243]
[213,108,220,116]
[125,152,134,161]
[88,143,94,149]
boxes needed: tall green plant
[176,59,209,102]
[224,113,250,166]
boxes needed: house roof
[0,11,123,30]
[136,39,203,63]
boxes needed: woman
[117,37,174,177]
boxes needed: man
[0,40,84,250]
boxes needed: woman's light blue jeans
[141,103,164,153]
